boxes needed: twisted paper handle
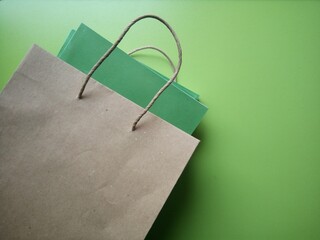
[77,15,182,131]
[128,46,176,74]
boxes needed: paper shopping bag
[0,45,199,240]
[60,27,200,100]
[58,23,207,134]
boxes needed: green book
[58,24,207,134]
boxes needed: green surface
[57,24,207,134]
[1,1,320,240]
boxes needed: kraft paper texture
[0,45,199,240]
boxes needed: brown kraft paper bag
[0,45,199,240]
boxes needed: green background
[1,1,319,239]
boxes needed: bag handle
[128,46,176,75]
[77,15,182,131]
